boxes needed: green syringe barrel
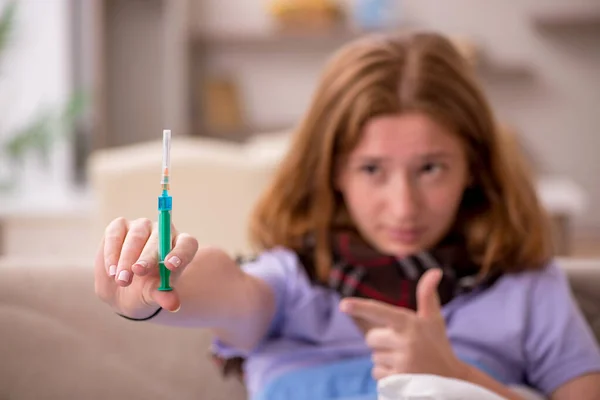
[158,192,173,291]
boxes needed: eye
[420,162,444,175]
[359,163,380,175]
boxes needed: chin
[379,241,424,258]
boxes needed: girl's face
[337,112,470,257]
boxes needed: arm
[461,263,600,400]
[97,218,286,353]
[524,263,600,398]
[152,246,278,352]
[551,373,600,400]
[459,362,526,400]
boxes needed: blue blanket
[254,356,377,400]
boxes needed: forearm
[551,372,600,400]
[152,246,276,351]
[460,362,526,400]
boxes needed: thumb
[416,268,443,320]
[152,289,181,313]
[143,278,182,313]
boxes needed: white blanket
[377,374,546,400]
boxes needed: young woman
[95,31,600,400]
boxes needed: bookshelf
[92,0,536,146]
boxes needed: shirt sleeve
[524,262,600,395]
[211,247,302,358]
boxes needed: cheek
[343,180,381,220]
[344,185,369,215]
[424,178,467,223]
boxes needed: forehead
[351,112,463,157]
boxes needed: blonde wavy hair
[248,31,552,282]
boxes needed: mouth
[384,227,425,245]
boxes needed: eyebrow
[352,151,455,162]
[417,151,454,160]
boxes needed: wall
[0,0,73,199]
[104,0,166,148]
[190,0,600,229]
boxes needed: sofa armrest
[558,258,600,343]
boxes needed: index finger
[340,297,414,328]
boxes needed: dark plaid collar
[327,230,497,310]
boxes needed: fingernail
[117,270,130,282]
[167,256,181,268]
[170,305,181,313]
[109,265,117,276]
[134,260,148,269]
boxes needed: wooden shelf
[192,30,533,79]
[532,6,600,30]
[189,29,535,143]
[191,28,384,52]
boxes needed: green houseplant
[0,0,86,192]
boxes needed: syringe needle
[162,129,171,191]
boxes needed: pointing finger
[416,268,443,320]
[340,297,414,328]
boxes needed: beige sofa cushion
[0,258,246,400]
[1,257,598,399]
[88,137,280,256]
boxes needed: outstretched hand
[340,269,468,381]
[94,217,199,318]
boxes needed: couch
[1,257,599,400]
[86,132,586,257]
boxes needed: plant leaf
[0,0,17,56]
[1,90,88,165]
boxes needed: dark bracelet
[117,307,163,321]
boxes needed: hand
[94,217,199,318]
[340,269,468,381]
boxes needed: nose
[386,174,420,221]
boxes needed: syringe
[158,129,173,291]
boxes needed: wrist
[117,306,163,321]
[453,359,473,383]
[454,360,525,400]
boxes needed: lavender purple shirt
[214,247,600,398]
